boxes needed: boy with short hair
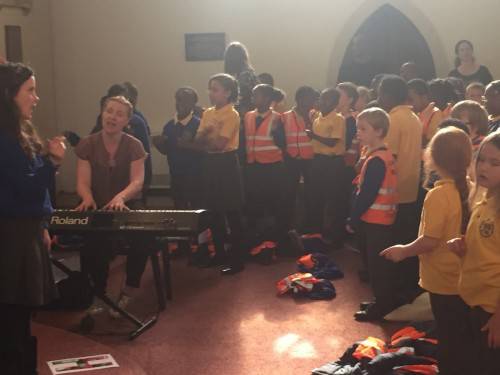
[347,108,399,321]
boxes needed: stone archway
[327,0,449,87]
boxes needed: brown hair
[471,132,500,216]
[424,127,472,233]
[450,100,489,136]
[103,95,133,118]
[357,107,390,137]
[0,62,43,158]
[209,73,239,103]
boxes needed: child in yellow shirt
[195,73,245,275]
[306,88,346,247]
[382,127,472,375]
[448,132,500,374]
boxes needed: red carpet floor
[36,247,404,375]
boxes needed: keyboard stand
[51,246,164,341]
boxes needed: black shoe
[199,255,227,268]
[359,301,374,311]
[354,303,388,322]
[221,263,245,275]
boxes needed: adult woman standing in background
[448,40,493,86]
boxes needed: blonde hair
[471,132,500,216]
[357,86,371,101]
[357,107,390,137]
[424,127,472,233]
[450,100,489,136]
[103,95,133,118]
[466,81,485,93]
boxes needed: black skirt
[202,151,244,212]
[0,218,58,306]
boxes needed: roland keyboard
[49,209,209,236]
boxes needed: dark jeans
[210,210,244,266]
[284,157,312,230]
[393,201,421,303]
[0,304,37,375]
[470,306,500,375]
[80,235,149,296]
[309,154,346,243]
[429,293,473,375]
[357,222,399,309]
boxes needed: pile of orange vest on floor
[312,323,439,375]
[276,253,344,300]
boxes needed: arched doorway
[337,4,436,87]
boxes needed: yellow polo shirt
[198,104,240,153]
[386,105,423,203]
[460,197,500,313]
[311,110,345,156]
[418,179,462,295]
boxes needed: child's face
[337,90,352,110]
[298,95,319,112]
[408,89,428,113]
[175,93,195,119]
[356,118,382,147]
[253,90,272,111]
[455,112,474,134]
[485,87,500,116]
[354,95,368,113]
[209,80,230,107]
[466,88,484,104]
[476,142,500,190]
[377,90,393,112]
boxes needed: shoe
[109,293,132,319]
[85,298,106,316]
[354,303,388,322]
[359,301,375,311]
[220,263,245,275]
[200,255,227,268]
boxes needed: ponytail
[425,127,473,233]
[454,171,470,234]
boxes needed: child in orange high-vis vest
[347,108,399,322]
[282,86,320,231]
[448,132,500,375]
[383,128,473,375]
[243,84,287,253]
[407,79,444,148]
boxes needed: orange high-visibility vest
[282,110,314,160]
[418,103,441,139]
[352,337,387,360]
[245,110,283,164]
[442,103,453,119]
[356,148,398,225]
